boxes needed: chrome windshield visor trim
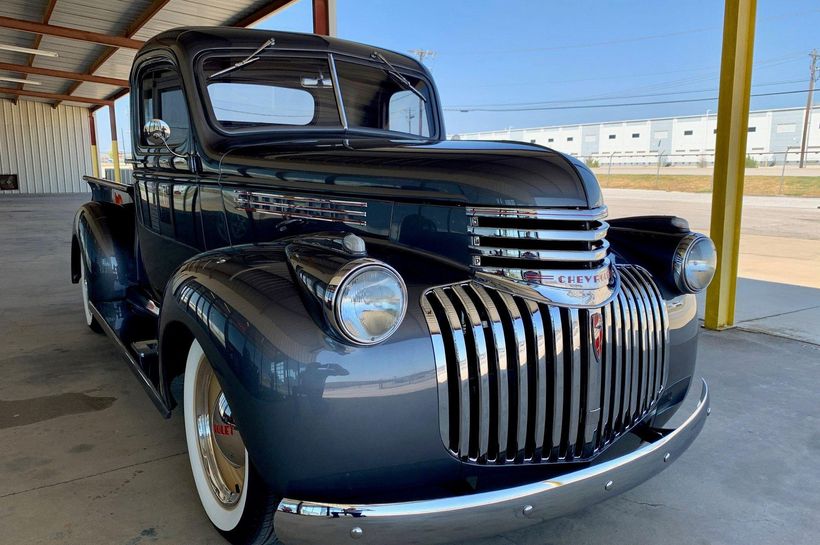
[274,379,709,545]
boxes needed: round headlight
[673,234,717,293]
[330,259,407,345]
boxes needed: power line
[447,79,804,108]
[456,52,806,90]
[445,88,813,113]
[438,9,819,56]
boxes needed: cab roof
[141,27,426,73]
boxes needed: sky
[98,0,820,152]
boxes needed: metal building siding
[0,100,91,194]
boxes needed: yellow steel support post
[89,111,100,178]
[704,0,757,330]
[108,104,121,183]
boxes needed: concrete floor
[1,194,819,545]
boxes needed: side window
[388,90,430,137]
[139,63,190,148]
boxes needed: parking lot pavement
[1,194,819,545]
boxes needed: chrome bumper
[274,379,710,545]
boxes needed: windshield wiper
[209,38,276,80]
[369,51,427,103]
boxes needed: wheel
[184,340,280,545]
[79,255,104,334]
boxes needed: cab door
[132,58,203,298]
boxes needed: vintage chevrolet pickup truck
[71,27,715,545]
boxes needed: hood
[215,139,603,209]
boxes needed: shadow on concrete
[697,277,820,345]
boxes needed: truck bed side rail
[84,175,134,206]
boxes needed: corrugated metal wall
[0,99,91,194]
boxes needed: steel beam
[0,62,129,87]
[0,87,113,105]
[233,0,297,28]
[15,0,57,92]
[0,16,145,49]
[59,0,171,107]
[312,0,334,36]
[704,0,757,330]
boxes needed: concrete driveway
[1,193,818,545]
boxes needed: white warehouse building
[451,106,820,166]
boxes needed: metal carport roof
[0,0,311,110]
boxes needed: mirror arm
[158,134,188,159]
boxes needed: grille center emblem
[591,312,603,362]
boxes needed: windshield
[201,53,434,138]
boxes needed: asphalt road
[603,189,820,289]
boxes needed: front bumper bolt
[605,480,614,491]
[350,527,363,540]
[522,505,534,517]
[663,453,671,463]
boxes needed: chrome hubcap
[195,359,246,506]
[212,392,245,467]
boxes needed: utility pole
[798,49,818,168]
[409,49,435,135]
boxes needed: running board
[89,301,171,418]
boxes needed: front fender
[158,241,463,503]
[72,201,135,301]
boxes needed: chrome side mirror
[143,119,171,146]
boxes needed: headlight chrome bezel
[325,258,408,346]
[672,233,717,294]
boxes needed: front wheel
[183,339,280,545]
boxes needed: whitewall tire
[183,339,280,544]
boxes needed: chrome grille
[467,206,609,273]
[234,191,367,225]
[420,265,668,465]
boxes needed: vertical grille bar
[599,304,613,444]
[566,308,582,458]
[616,289,632,427]
[583,309,602,454]
[636,273,656,412]
[420,297,451,451]
[431,291,472,459]
[547,306,564,459]
[451,286,492,461]
[622,271,651,414]
[470,285,509,462]
[632,267,661,404]
[622,282,641,424]
[497,292,528,461]
[637,268,667,397]
[610,296,623,435]
[524,300,548,459]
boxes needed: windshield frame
[194,48,441,141]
